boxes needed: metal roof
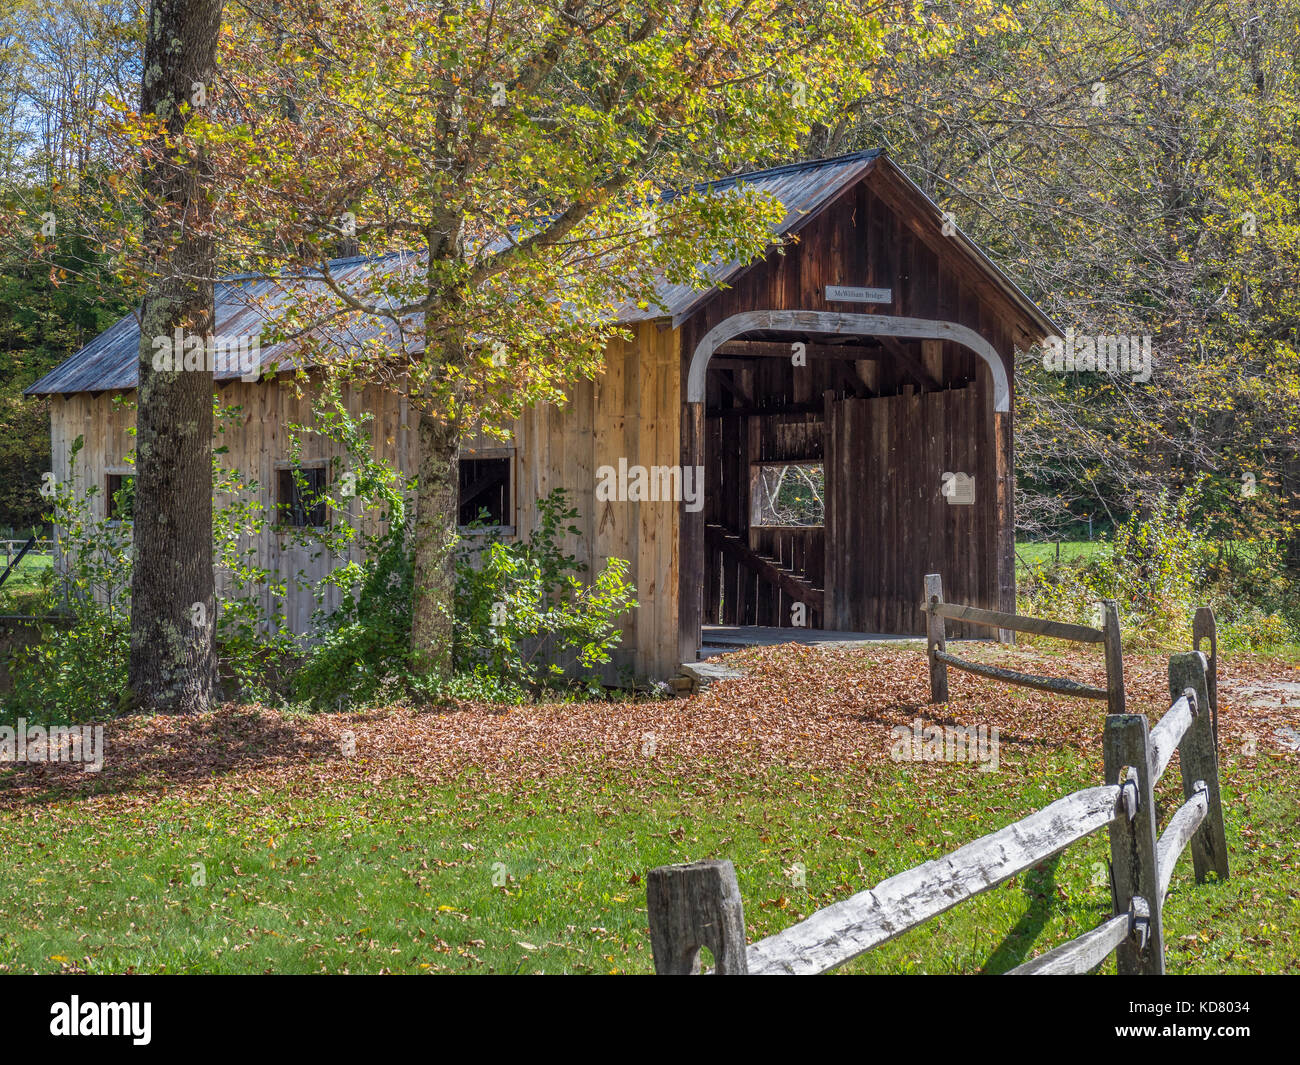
[27,149,1054,395]
[25,253,421,396]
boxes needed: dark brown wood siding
[680,165,1022,651]
[824,382,997,635]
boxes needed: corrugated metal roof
[25,253,423,395]
[609,148,885,324]
[26,148,1053,395]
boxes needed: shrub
[3,437,131,723]
[3,607,130,725]
[1217,608,1294,652]
[454,489,636,694]
[292,518,416,709]
[1018,483,1218,649]
[294,489,636,708]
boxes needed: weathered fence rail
[1,538,53,557]
[647,645,1228,975]
[922,572,1127,713]
[1193,605,1219,745]
[0,537,50,591]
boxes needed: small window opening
[458,457,512,527]
[752,463,824,527]
[107,473,135,520]
[278,465,329,527]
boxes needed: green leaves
[454,489,636,692]
[200,0,895,430]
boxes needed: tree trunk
[127,0,223,714]
[1282,457,1300,575]
[411,408,460,676]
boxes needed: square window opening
[751,463,824,528]
[458,457,512,528]
[278,465,329,528]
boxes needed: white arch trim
[686,309,1009,411]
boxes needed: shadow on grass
[0,706,340,808]
[979,852,1062,973]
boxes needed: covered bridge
[28,149,1056,682]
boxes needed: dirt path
[1221,676,1300,754]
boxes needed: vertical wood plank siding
[52,320,684,680]
[679,167,1024,650]
[51,162,1036,680]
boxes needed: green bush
[294,489,636,709]
[3,437,132,724]
[1217,607,1294,652]
[454,490,636,694]
[1090,487,1214,647]
[1018,484,1217,649]
[292,518,418,709]
[3,607,130,725]
[0,584,50,616]
[1019,481,1299,650]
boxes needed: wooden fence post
[1192,607,1218,748]
[647,859,749,974]
[1101,600,1126,716]
[1104,713,1164,974]
[924,573,948,704]
[1168,652,1230,883]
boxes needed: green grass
[1,747,1294,974]
[1015,537,1283,572]
[0,551,52,613]
[1016,540,1106,572]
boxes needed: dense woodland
[5,1,1295,535]
[1,0,1298,694]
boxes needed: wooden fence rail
[0,537,51,591]
[1,538,53,557]
[923,572,1127,713]
[647,645,1228,975]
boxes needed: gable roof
[27,149,1053,396]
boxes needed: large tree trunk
[411,409,460,676]
[128,0,223,714]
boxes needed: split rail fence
[0,537,50,591]
[922,572,1129,714]
[648,633,1228,975]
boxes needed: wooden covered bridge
[29,149,1056,683]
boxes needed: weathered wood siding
[516,322,682,679]
[50,378,413,634]
[47,162,1040,679]
[824,379,998,635]
[680,164,1026,650]
[49,319,682,680]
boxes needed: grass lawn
[0,552,52,613]
[1,644,1297,974]
[1016,540,1107,572]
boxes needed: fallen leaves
[2,642,1294,819]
